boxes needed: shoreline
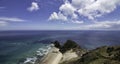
[23,40,120,64]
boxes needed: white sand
[40,47,62,64]
[60,49,78,63]
[40,47,79,64]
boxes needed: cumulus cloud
[48,0,78,23]
[48,12,67,21]
[49,0,120,23]
[77,0,120,19]
[0,17,25,22]
[27,2,39,12]
[59,1,77,19]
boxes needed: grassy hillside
[74,46,120,64]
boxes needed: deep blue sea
[0,30,120,64]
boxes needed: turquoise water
[0,33,52,64]
[0,41,50,64]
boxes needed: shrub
[60,40,79,53]
[52,40,61,49]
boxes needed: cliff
[37,40,120,64]
[53,40,120,64]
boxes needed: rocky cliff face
[53,40,86,54]
[60,46,120,64]
[35,40,120,64]
[53,40,120,64]
[52,40,86,64]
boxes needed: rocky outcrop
[38,40,120,64]
[38,40,86,64]
[52,40,86,64]
[53,40,120,64]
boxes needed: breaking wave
[22,44,54,64]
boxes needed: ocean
[0,30,120,64]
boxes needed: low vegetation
[74,46,120,64]
[52,40,120,64]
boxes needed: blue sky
[0,0,120,30]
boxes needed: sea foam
[23,44,54,64]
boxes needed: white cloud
[72,20,84,24]
[48,0,79,23]
[0,21,7,26]
[92,21,120,28]
[27,2,39,12]
[0,17,25,27]
[72,0,95,9]
[59,1,77,19]
[49,0,120,23]
[76,0,120,19]
[0,17,25,22]
[48,12,67,21]
[77,20,120,29]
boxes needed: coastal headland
[36,40,120,64]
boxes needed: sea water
[0,30,120,64]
